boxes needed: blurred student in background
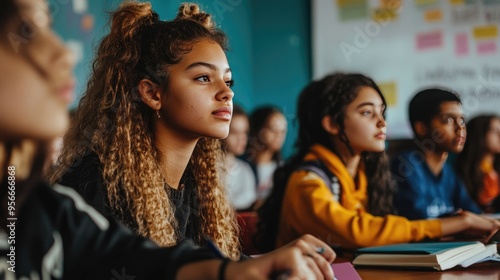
[222,104,257,211]
[246,106,287,208]
[0,0,336,279]
[255,73,500,252]
[456,114,500,213]
[391,88,482,220]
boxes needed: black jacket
[0,182,217,279]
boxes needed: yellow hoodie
[276,144,442,249]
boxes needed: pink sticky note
[455,33,469,56]
[477,41,497,55]
[416,30,443,51]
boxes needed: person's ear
[322,115,339,135]
[137,79,162,111]
[414,121,427,137]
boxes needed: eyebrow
[440,113,464,118]
[17,2,51,25]
[185,62,231,74]
[356,102,385,109]
[18,0,49,15]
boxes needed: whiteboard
[312,0,500,138]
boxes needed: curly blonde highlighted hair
[48,1,240,259]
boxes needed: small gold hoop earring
[156,110,161,119]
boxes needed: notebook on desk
[352,241,498,271]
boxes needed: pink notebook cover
[332,262,362,280]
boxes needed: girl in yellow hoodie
[255,73,500,252]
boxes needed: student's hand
[178,235,336,279]
[441,211,500,238]
[463,211,500,233]
[225,234,336,279]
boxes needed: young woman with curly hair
[0,0,337,278]
[254,73,500,252]
[48,1,240,259]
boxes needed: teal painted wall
[50,0,311,159]
[250,0,311,158]
[49,0,117,108]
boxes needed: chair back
[237,211,260,256]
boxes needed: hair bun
[111,1,159,39]
[176,3,214,29]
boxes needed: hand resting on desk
[225,234,336,280]
[440,210,500,241]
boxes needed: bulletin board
[312,0,500,138]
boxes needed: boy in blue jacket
[391,88,482,219]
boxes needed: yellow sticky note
[373,8,398,22]
[473,25,498,39]
[337,0,368,21]
[378,82,397,107]
[415,0,437,6]
[380,0,402,10]
[337,0,365,7]
[425,9,443,22]
[449,0,464,5]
